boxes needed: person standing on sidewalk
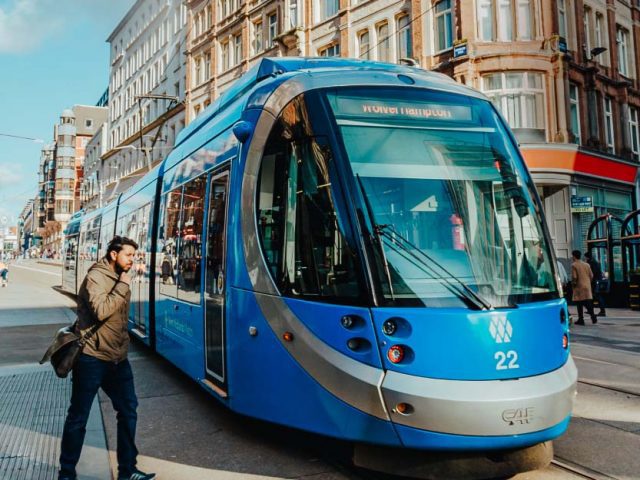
[571,250,598,325]
[585,251,607,317]
[58,236,155,480]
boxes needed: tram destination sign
[570,196,593,213]
[333,97,473,122]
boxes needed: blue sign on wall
[571,196,593,213]
[454,43,467,58]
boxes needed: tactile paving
[0,370,70,480]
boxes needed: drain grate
[0,370,70,480]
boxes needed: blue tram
[62,58,577,478]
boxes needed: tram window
[178,176,206,303]
[135,203,151,281]
[257,96,363,303]
[160,188,182,297]
[99,222,115,258]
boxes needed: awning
[522,145,638,185]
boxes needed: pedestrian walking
[571,250,598,325]
[584,251,606,317]
[58,236,155,480]
[0,260,8,287]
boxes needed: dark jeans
[59,354,139,478]
[576,300,597,322]
[592,283,607,313]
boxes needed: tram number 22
[494,350,520,370]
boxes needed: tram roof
[173,57,480,150]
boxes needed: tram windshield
[326,87,559,307]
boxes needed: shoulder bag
[39,319,106,378]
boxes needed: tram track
[577,379,640,397]
[550,458,615,480]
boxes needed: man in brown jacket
[571,250,598,325]
[58,236,155,480]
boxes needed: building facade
[182,0,639,277]
[425,0,639,276]
[36,106,107,253]
[104,0,188,205]
[80,123,108,211]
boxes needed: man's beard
[115,263,131,274]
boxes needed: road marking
[10,264,61,276]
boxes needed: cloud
[0,0,61,53]
[0,167,24,188]
[0,0,134,54]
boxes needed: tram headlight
[382,319,397,336]
[563,334,569,349]
[387,345,405,364]
[341,315,354,329]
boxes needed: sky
[0,0,135,228]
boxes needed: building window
[376,22,390,62]
[397,14,412,59]
[358,30,370,60]
[482,71,545,131]
[220,0,229,20]
[497,0,513,41]
[268,13,278,46]
[629,107,640,161]
[85,119,93,128]
[434,1,452,51]
[604,97,615,154]
[595,13,607,64]
[477,0,532,42]
[517,0,532,40]
[253,21,263,54]
[583,8,591,59]
[319,43,340,57]
[194,56,201,86]
[617,26,630,77]
[221,41,230,71]
[204,52,211,81]
[233,34,242,66]
[477,0,493,41]
[320,0,339,22]
[558,0,567,38]
[569,83,581,144]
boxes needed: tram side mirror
[233,121,253,143]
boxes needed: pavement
[0,259,639,480]
[0,260,109,480]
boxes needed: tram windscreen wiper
[377,228,494,311]
[355,174,396,301]
[377,224,492,310]
[355,175,491,310]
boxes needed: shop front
[521,145,638,282]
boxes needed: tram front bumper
[381,356,577,439]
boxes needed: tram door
[204,170,229,390]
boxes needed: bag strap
[77,319,109,346]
